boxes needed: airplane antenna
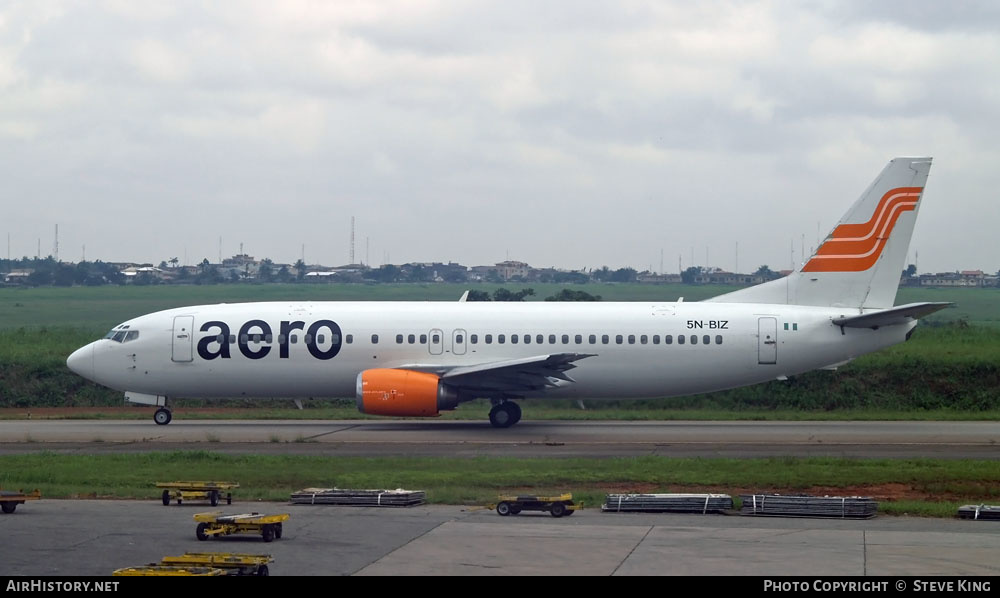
[350,216,355,265]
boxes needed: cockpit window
[104,325,139,343]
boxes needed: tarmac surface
[2,500,998,577]
[1,419,999,458]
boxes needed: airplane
[67,157,949,427]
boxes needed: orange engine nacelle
[355,369,460,417]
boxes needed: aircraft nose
[67,344,94,380]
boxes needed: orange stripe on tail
[802,187,922,272]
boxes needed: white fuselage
[68,301,912,402]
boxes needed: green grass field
[1,283,992,330]
[0,452,994,517]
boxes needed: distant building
[637,272,683,284]
[3,270,32,284]
[918,270,996,288]
[121,266,170,281]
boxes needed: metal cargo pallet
[194,512,289,543]
[490,493,580,518]
[958,505,1000,521]
[603,493,733,514]
[0,489,41,514]
[156,481,239,506]
[160,552,273,576]
[740,494,878,519]
[290,488,425,507]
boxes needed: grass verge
[1,453,996,518]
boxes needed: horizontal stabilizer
[832,302,952,329]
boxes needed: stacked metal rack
[957,505,1000,521]
[740,494,878,519]
[602,493,733,514]
[290,488,426,507]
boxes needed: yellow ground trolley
[160,552,273,576]
[0,489,41,514]
[113,566,225,576]
[194,512,289,543]
[491,493,581,518]
[156,481,239,506]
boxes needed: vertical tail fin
[708,157,932,309]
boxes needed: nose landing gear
[488,401,522,428]
[153,407,173,425]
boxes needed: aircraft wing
[832,302,953,329]
[398,353,596,393]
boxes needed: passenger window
[216,334,225,344]
[499,334,506,344]
[677,335,684,345]
[690,335,697,345]
[240,334,249,343]
[332,334,341,344]
[317,335,324,343]
[628,335,636,344]
[664,335,672,345]
[511,335,518,344]
[548,334,556,344]
[252,334,261,343]
[288,335,295,344]
[615,335,623,344]
[396,334,403,344]
[562,334,570,344]
[471,334,478,344]
[485,334,493,344]
[715,335,723,345]
[420,334,428,344]
[589,334,596,344]
[456,334,463,344]
[574,335,582,344]
[371,334,379,344]
[640,335,648,345]
[523,334,530,344]
[537,335,544,344]
[602,334,609,344]
[703,335,710,345]
[265,334,273,343]
[431,334,439,343]
[408,334,416,344]
[346,335,353,344]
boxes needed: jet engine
[355,369,459,416]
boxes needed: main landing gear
[153,407,173,425]
[489,401,521,428]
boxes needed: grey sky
[2,1,998,273]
